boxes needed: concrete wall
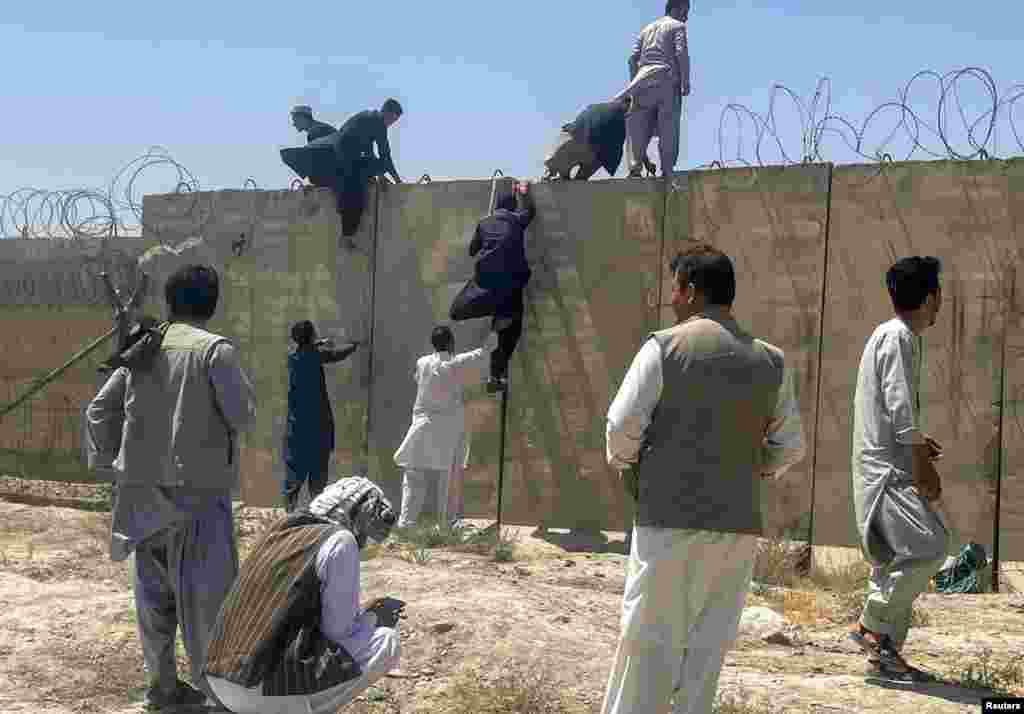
[2,164,1023,558]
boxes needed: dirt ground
[1,479,1023,714]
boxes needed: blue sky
[2,0,1023,233]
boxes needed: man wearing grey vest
[599,244,806,714]
[86,264,256,710]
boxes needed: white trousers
[398,468,449,527]
[601,527,757,714]
[208,627,400,714]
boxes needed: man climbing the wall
[849,256,950,683]
[449,180,535,393]
[393,326,499,528]
[616,0,691,178]
[600,244,806,714]
[291,105,337,144]
[204,477,403,714]
[543,97,630,181]
[283,320,361,513]
[85,264,256,710]
[280,99,404,240]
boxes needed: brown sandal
[848,626,912,673]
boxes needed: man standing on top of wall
[85,264,256,710]
[616,0,691,178]
[291,105,337,144]
[848,256,950,683]
[600,244,806,714]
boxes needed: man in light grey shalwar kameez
[849,256,949,682]
[86,264,256,709]
[615,0,691,178]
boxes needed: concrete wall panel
[0,238,154,481]
[816,162,1012,550]
[141,188,374,508]
[370,178,663,527]
[663,166,829,539]
[999,163,1024,565]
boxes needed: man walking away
[848,256,949,683]
[394,326,499,527]
[543,98,629,181]
[600,244,806,714]
[449,181,536,393]
[291,105,337,144]
[85,264,256,709]
[205,477,403,714]
[283,320,361,513]
[616,0,691,178]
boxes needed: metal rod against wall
[363,182,383,477]
[496,381,509,533]
[0,325,118,421]
[992,262,1014,593]
[807,163,835,553]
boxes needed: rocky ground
[1,476,1023,714]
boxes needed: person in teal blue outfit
[283,320,360,512]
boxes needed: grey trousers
[859,484,949,650]
[132,503,239,700]
[398,468,448,527]
[627,81,682,176]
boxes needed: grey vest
[635,310,784,535]
[116,322,238,490]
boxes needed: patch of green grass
[413,666,590,714]
[952,648,1024,694]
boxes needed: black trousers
[491,314,522,380]
[450,281,525,380]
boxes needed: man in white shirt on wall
[600,244,806,714]
[393,326,499,528]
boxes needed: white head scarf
[308,477,397,546]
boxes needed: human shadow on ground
[533,528,630,555]
[865,676,1007,707]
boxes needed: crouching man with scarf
[204,477,403,714]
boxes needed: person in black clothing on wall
[281,99,404,240]
[543,98,630,181]
[449,180,536,393]
[291,105,337,144]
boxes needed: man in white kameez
[848,256,949,683]
[616,0,691,178]
[600,244,806,714]
[394,325,499,527]
[204,477,403,714]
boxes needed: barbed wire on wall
[709,67,1024,169]
[0,146,221,241]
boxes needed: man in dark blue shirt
[290,105,337,144]
[544,99,630,181]
[449,181,536,393]
[283,320,361,512]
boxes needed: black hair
[291,320,316,346]
[666,0,689,15]
[381,98,404,117]
[431,325,454,352]
[670,244,736,306]
[165,264,220,321]
[886,256,942,312]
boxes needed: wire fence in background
[711,67,1024,169]
[2,66,1024,240]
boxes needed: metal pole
[992,262,1014,593]
[496,379,509,532]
